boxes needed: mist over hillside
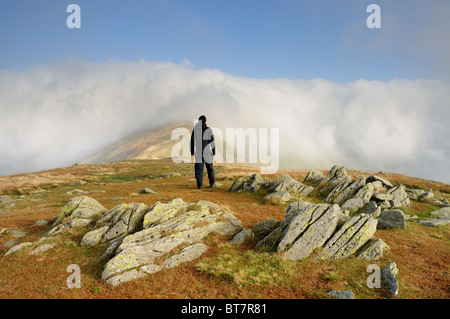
[0,60,449,182]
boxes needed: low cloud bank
[0,60,449,182]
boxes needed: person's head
[198,115,206,124]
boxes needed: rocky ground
[0,160,449,299]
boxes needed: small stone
[139,188,157,194]
[30,243,57,255]
[4,242,33,256]
[326,290,355,299]
[32,220,49,227]
[228,228,255,245]
[356,238,389,260]
[252,218,278,238]
[263,191,291,204]
[6,230,27,238]
[3,239,20,248]
[382,262,399,297]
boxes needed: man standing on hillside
[190,115,215,189]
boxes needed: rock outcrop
[255,201,377,261]
[82,198,243,285]
[316,166,410,212]
[45,196,108,237]
[319,213,378,260]
[228,173,313,204]
[4,196,243,286]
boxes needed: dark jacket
[190,122,215,157]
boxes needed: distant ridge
[82,121,193,164]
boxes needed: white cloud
[0,59,449,183]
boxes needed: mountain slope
[82,122,192,164]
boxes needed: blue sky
[1,0,448,82]
[1,0,449,181]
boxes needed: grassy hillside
[0,159,448,299]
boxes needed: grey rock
[320,214,378,260]
[303,169,324,182]
[326,290,355,299]
[372,192,394,201]
[317,166,352,197]
[366,175,393,188]
[359,201,381,217]
[263,190,291,204]
[139,188,157,194]
[419,192,434,201]
[387,185,410,208]
[416,218,450,227]
[329,176,366,205]
[74,180,87,186]
[252,218,278,238]
[430,207,450,219]
[377,210,406,229]
[6,230,27,238]
[228,228,255,245]
[98,198,242,285]
[162,243,209,268]
[3,239,20,248]
[341,198,365,213]
[382,262,399,296]
[284,204,343,260]
[51,196,108,229]
[255,202,346,261]
[81,225,110,246]
[4,242,33,256]
[30,243,57,255]
[378,200,391,209]
[356,238,390,260]
[227,177,245,192]
[32,220,49,227]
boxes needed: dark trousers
[195,160,215,188]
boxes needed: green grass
[197,244,297,287]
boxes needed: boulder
[255,202,347,261]
[317,166,352,197]
[359,201,381,217]
[270,175,314,197]
[326,176,366,205]
[252,218,278,238]
[382,262,399,297]
[387,185,410,208]
[419,192,434,201]
[263,191,291,204]
[48,196,108,236]
[377,210,406,229]
[430,207,450,219]
[303,169,324,183]
[341,198,364,213]
[227,174,267,193]
[356,238,389,260]
[100,199,243,285]
[366,175,393,188]
[372,192,393,201]
[228,228,255,245]
[352,183,374,204]
[319,214,378,260]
